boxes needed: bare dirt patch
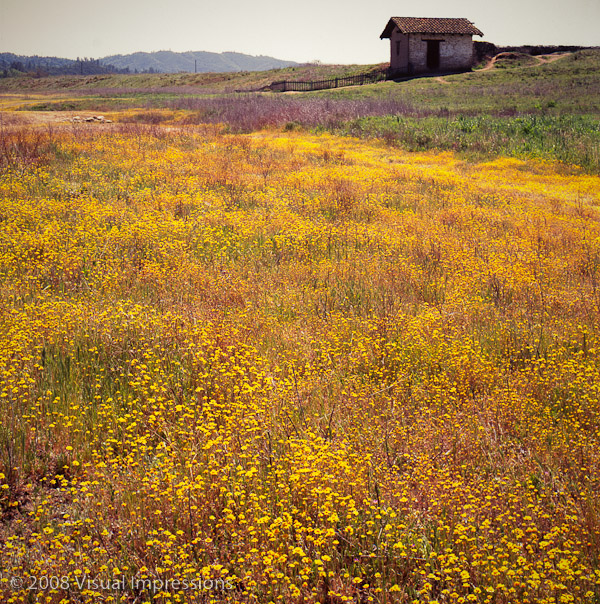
[0,110,115,127]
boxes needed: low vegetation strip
[111,98,599,173]
[4,49,599,172]
[269,71,388,92]
[339,113,600,174]
[1,123,599,603]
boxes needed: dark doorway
[426,40,441,70]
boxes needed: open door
[426,40,441,70]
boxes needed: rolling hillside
[0,50,299,77]
[101,50,299,73]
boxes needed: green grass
[334,114,600,173]
[491,52,540,69]
[4,50,600,117]
[314,51,600,115]
[0,63,386,93]
[2,49,600,171]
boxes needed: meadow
[3,50,599,172]
[0,51,600,604]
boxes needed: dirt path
[478,57,498,72]
[536,52,572,64]
[432,51,570,82]
[478,51,571,72]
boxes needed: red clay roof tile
[381,17,483,38]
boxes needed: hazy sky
[1,0,599,63]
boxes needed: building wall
[407,33,474,73]
[389,29,409,71]
[387,28,474,74]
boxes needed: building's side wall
[407,33,474,73]
[389,29,409,72]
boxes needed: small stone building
[380,17,483,75]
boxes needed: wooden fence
[269,71,389,93]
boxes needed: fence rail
[269,71,389,93]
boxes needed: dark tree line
[0,54,134,77]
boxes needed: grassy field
[0,63,386,93]
[0,54,600,603]
[2,49,598,171]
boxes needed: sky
[1,0,599,64]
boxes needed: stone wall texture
[388,29,474,73]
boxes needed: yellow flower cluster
[0,123,599,603]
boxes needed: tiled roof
[380,17,483,38]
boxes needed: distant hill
[100,50,299,73]
[0,50,299,77]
